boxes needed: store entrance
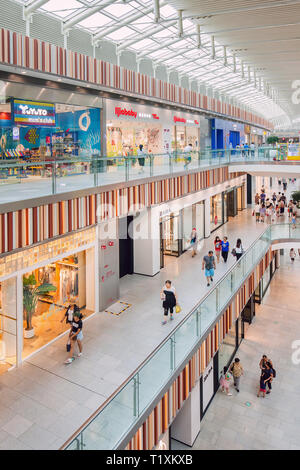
[218,319,238,379]
[22,249,95,359]
[119,216,134,278]
[160,213,182,269]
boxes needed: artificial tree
[291,191,300,209]
[266,136,279,147]
[23,274,56,337]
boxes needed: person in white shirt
[254,203,260,222]
[250,142,255,157]
[137,144,145,173]
[183,143,192,170]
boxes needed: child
[292,214,296,229]
[219,367,232,396]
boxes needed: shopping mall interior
[0,0,299,455]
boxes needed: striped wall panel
[125,249,275,450]
[0,166,230,255]
[0,27,272,130]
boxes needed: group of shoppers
[220,354,276,398]
[202,236,243,287]
[254,185,296,223]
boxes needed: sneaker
[207,283,210,287]
[162,320,167,325]
[227,393,232,396]
[77,352,82,357]
[211,277,213,282]
[170,315,174,321]
[65,358,73,364]
[236,389,240,393]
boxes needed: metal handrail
[61,222,285,450]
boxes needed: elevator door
[119,216,133,278]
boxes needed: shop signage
[115,107,137,118]
[14,99,56,127]
[202,360,214,412]
[114,106,160,121]
[174,116,199,125]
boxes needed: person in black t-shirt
[65,312,83,364]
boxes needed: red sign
[174,116,186,124]
[101,244,107,250]
[152,113,159,120]
[194,120,199,125]
[108,241,114,247]
[115,107,137,118]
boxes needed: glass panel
[218,272,233,311]
[200,289,217,334]
[138,339,172,413]
[0,277,17,373]
[174,312,198,366]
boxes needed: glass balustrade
[64,223,300,451]
[0,145,289,204]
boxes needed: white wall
[133,207,160,276]
[171,379,201,446]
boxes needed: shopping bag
[66,339,71,352]
[175,304,181,314]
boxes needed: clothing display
[59,267,78,304]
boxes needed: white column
[133,206,160,276]
[86,247,95,311]
[16,274,23,367]
[204,198,211,238]
[94,226,100,313]
[171,379,201,446]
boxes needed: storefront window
[22,249,95,358]
[237,185,244,211]
[0,277,17,373]
[218,320,237,377]
[0,99,101,163]
[160,213,182,262]
[106,121,162,157]
[182,206,193,251]
[210,194,223,231]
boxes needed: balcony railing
[0,146,287,205]
[62,223,299,451]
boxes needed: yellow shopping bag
[175,304,181,314]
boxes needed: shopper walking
[190,228,198,258]
[260,203,266,222]
[254,203,261,222]
[291,214,297,230]
[214,235,222,263]
[255,193,260,205]
[230,358,244,392]
[160,280,177,325]
[183,143,192,170]
[202,250,216,287]
[137,144,146,173]
[221,236,229,263]
[65,311,83,364]
[282,178,287,191]
[232,238,244,261]
[220,367,232,396]
[290,248,296,262]
[61,303,79,325]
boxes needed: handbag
[175,304,181,314]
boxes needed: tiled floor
[171,254,300,451]
[0,179,296,449]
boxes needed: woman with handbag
[65,312,83,364]
[160,280,177,325]
[232,238,244,261]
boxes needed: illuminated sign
[115,107,137,118]
[174,116,186,124]
[114,106,160,120]
[14,99,56,127]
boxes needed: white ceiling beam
[24,0,49,17]
[118,20,177,51]
[93,1,167,42]
[62,0,114,34]
[182,0,300,18]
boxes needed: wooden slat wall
[0,28,272,130]
[0,166,230,255]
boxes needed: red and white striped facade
[125,249,275,450]
[0,28,272,130]
[0,167,233,255]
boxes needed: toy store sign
[14,99,56,127]
[173,115,199,126]
[114,106,159,121]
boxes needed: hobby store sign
[115,106,159,120]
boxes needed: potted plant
[267,136,279,147]
[23,274,57,339]
[291,191,300,217]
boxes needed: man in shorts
[202,250,216,287]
